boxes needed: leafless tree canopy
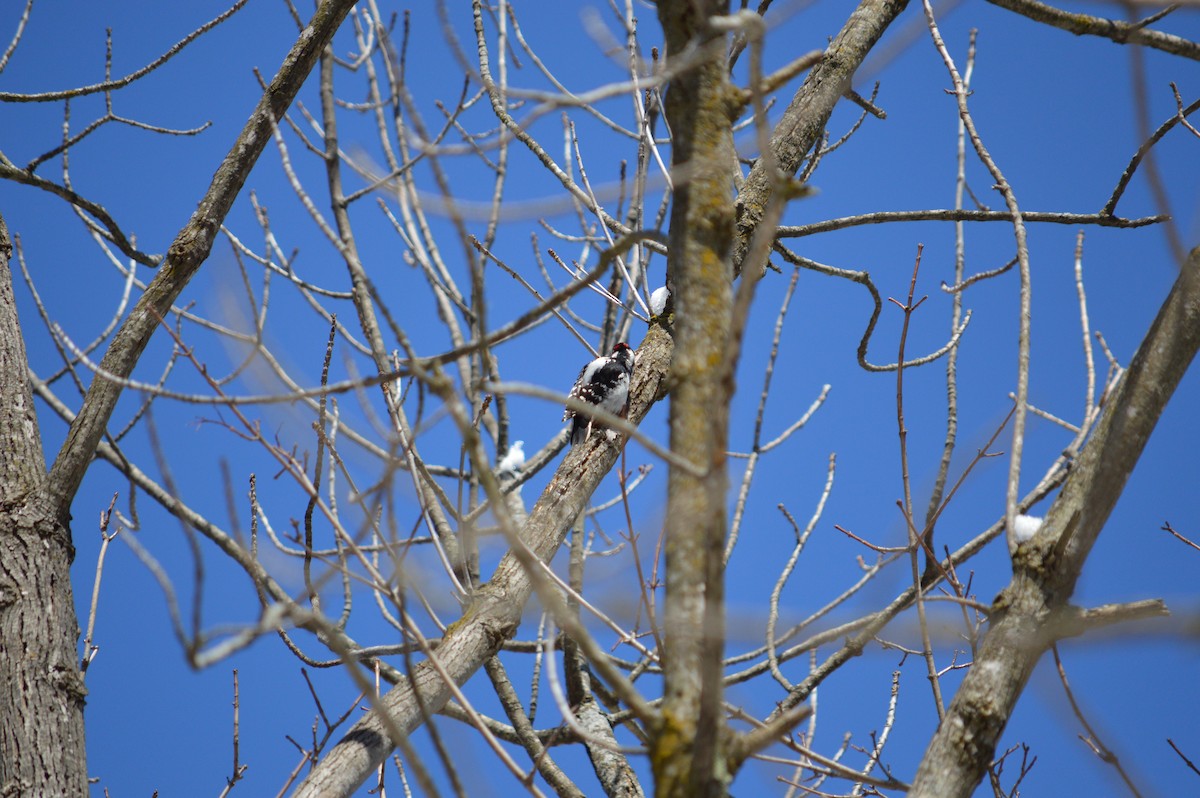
[0,1,1198,796]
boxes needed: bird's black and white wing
[563,343,634,445]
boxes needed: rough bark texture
[733,0,909,275]
[0,213,88,795]
[909,246,1200,797]
[292,328,673,798]
[651,3,737,797]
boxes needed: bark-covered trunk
[0,212,88,795]
[651,3,737,797]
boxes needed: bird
[563,342,634,445]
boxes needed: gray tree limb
[986,0,1200,62]
[733,0,910,275]
[909,246,1200,797]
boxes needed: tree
[1,1,1198,796]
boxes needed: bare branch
[985,0,1200,61]
[777,208,1166,238]
[0,1,252,102]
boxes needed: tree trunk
[651,2,737,797]
[0,212,89,795]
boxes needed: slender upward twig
[924,0,1032,553]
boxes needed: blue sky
[3,1,1200,796]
